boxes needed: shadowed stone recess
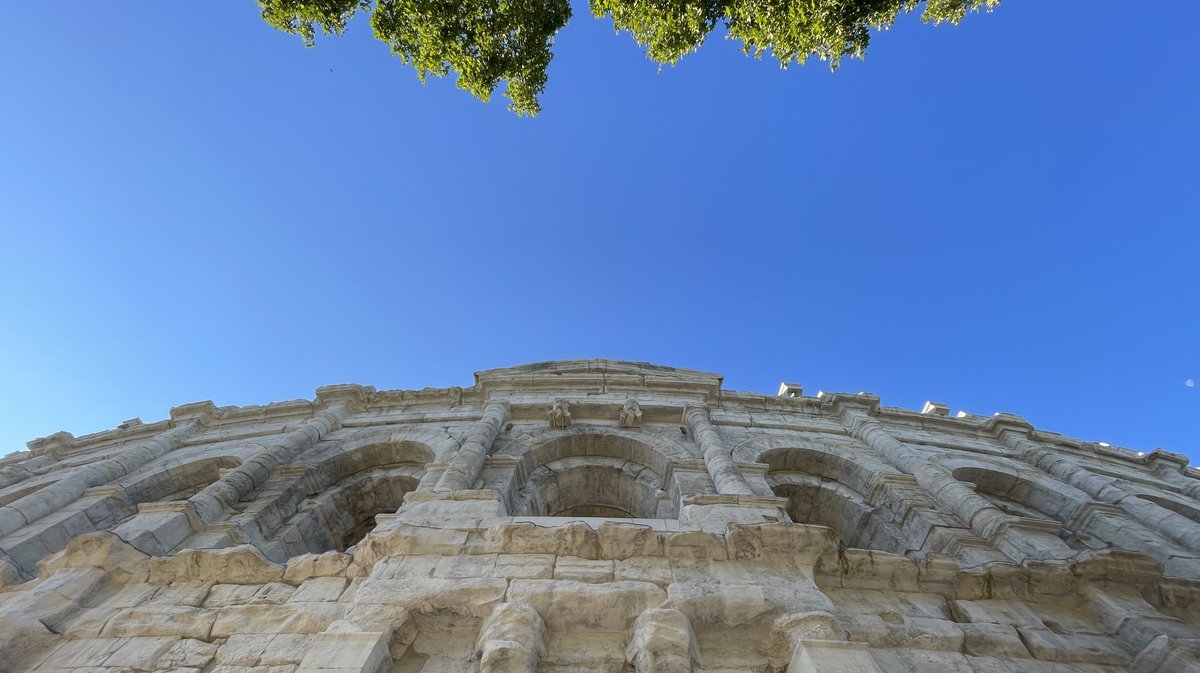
[1,359,1199,673]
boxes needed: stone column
[626,608,698,673]
[191,402,351,523]
[842,409,1075,561]
[683,406,755,496]
[476,602,546,673]
[775,611,884,673]
[0,420,203,539]
[998,427,1200,551]
[435,401,510,493]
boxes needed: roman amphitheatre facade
[2,359,1200,673]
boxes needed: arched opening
[122,456,243,503]
[1136,493,1200,525]
[761,447,907,553]
[311,441,435,486]
[510,433,678,519]
[519,457,664,518]
[950,466,1066,522]
[313,467,421,549]
[0,479,54,507]
[265,441,433,553]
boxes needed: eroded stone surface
[2,360,1199,673]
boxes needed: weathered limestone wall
[2,360,1200,673]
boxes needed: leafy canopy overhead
[259,0,999,115]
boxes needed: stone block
[485,521,600,558]
[434,553,497,579]
[838,613,964,651]
[210,603,346,636]
[102,635,178,669]
[53,607,121,638]
[1015,627,1130,665]
[205,583,261,607]
[39,638,128,670]
[868,647,974,672]
[354,577,507,622]
[217,633,275,665]
[297,631,391,673]
[284,551,352,583]
[553,556,614,583]
[149,546,285,585]
[146,581,211,607]
[597,522,664,559]
[159,638,219,669]
[494,554,555,580]
[960,623,1031,658]
[261,633,317,665]
[255,582,298,604]
[101,605,218,640]
[290,577,350,603]
[788,639,885,673]
[614,556,673,586]
[507,580,666,631]
[369,555,439,580]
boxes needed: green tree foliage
[259,0,999,115]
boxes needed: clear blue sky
[1,3,1197,459]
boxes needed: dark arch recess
[511,432,679,519]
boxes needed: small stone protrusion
[315,383,375,408]
[25,431,75,459]
[626,608,699,673]
[619,399,643,428]
[170,400,219,423]
[476,602,547,673]
[777,382,803,398]
[922,401,949,416]
[548,399,572,429]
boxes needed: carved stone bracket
[619,399,643,429]
[548,399,572,429]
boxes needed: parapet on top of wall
[9,358,1191,480]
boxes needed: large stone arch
[309,439,435,487]
[255,436,436,556]
[301,466,424,551]
[936,456,1088,523]
[746,442,908,553]
[1133,491,1200,525]
[497,425,695,473]
[119,455,244,503]
[939,456,1200,561]
[498,427,691,519]
[304,426,455,470]
[732,435,894,491]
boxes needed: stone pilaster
[435,400,511,493]
[190,400,353,523]
[476,602,546,673]
[683,406,755,496]
[0,418,204,540]
[840,407,1075,563]
[626,608,698,673]
[997,424,1200,552]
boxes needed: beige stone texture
[1,360,1199,673]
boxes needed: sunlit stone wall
[2,360,1200,673]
